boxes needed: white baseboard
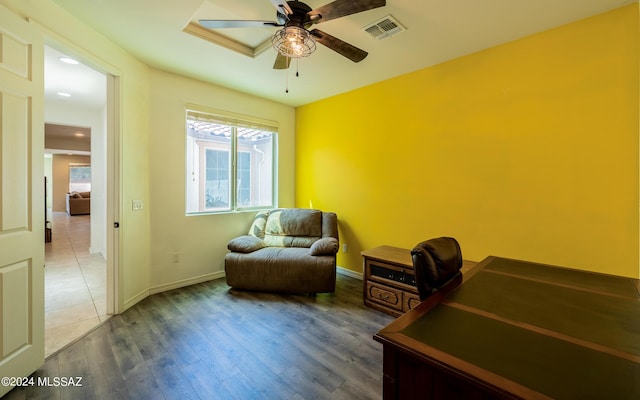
[337,265,362,280]
[89,247,106,258]
[123,268,357,312]
[149,271,226,295]
[121,271,225,312]
[122,288,150,312]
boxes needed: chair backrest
[411,237,463,300]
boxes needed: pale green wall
[2,0,296,308]
[1,0,154,309]
[296,4,640,278]
[147,69,295,291]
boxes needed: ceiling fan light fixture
[271,26,316,58]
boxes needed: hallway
[44,212,108,357]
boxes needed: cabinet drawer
[403,292,421,312]
[367,282,403,311]
[368,261,416,288]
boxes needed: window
[69,164,91,192]
[205,148,230,208]
[186,107,277,214]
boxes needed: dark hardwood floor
[5,273,394,399]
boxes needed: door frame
[106,74,121,314]
[42,34,122,314]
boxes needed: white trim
[121,271,226,311]
[337,265,362,280]
[89,247,106,258]
[122,288,149,312]
[126,267,356,310]
[149,271,226,295]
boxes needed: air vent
[363,15,405,40]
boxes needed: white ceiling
[45,45,106,110]
[44,46,104,155]
[49,0,637,107]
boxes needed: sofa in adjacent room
[224,208,339,294]
[66,191,91,215]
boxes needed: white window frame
[68,163,91,193]
[185,105,278,215]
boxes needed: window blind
[186,106,278,133]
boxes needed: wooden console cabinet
[362,246,420,317]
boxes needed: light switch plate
[132,200,143,211]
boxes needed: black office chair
[411,237,463,300]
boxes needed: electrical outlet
[342,243,348,253]
[172,252,180,263]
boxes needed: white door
[0,5,45,397]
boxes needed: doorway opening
[43,45,112,357]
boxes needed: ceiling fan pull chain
[285,59,289,93]
[296,58,300,77]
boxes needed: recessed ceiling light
[57,92,71,97]
[59,57,79,65]
[74,133,84,137]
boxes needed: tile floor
[44,211,108,357]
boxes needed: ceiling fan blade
[270,0,293,15]
[273,52,291,70]
[199,20,281,29]
[310,29,368,62]
[308,0,385,23]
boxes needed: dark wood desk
[374,256,640,399]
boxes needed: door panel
[1,261,31,357]
[2,92,29,230]
[0,4,45,397]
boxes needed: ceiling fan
[199,0,386,69]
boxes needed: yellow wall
[296,4,640,277]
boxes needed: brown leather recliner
[411,237,463,300]
[224,208,339,294]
